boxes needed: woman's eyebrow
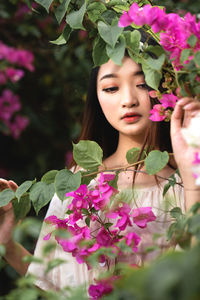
[100,70,144,81]
[100,74,117,81]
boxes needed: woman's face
[97,57,151,139]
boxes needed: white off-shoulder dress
[27,175,185,291]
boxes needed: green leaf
[180,49,191,64]
[145,45,165,57]
[188,215,200,240]
[22,255,43,264]
[85,216,90,227]
[15,180,34,201]
[170,207,183,220]
[101,10,117,25]
[106,35,125,65]
[145,53,166,71]
[187,34,198,47]
[141,62,162,90]
[81,171,97,186]
[66,2,86,30]
[126,147,146,164]
[189,202,200,214]
[124,30,141,55]
[145,150,169,175]
[55,169,81,201]
[87,2,106,23]
[109,171,119,189]
[34,0,53,12]
[92,36,109,66]
[82,208,89,215]
[98,19,123,48]
[0,245,6,257]
[42,242,57,256]
[50,24,72,45]
[194,51,200,67]
[162,182,171,197]
[30,182,55,214]
[45,258,66,274]
[73,140,103,170]
[55,0,71,24]
[0,189,16,207]
[41,170,58,184]
[12,194,31,222]
[104,222,113,229]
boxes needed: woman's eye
[102,87,118,93]
[136,83,148,89]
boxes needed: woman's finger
[170,100,184,135]
[8,181,18,192]
[0,179,10,191]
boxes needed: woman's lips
[122,113,141,123]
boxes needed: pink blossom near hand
[192,152,200,165]
[124,232,141,252]
[149,104,166,121]
[159,93,178,109]
[5,67,24,82]
[132,207,156,228]
[192,152,200,186]
[148,90,158,98]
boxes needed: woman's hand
[0,179,18,245]
[170,97,200,196]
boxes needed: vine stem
[82,153,175,179]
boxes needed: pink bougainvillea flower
[192,152,200,165]
[0,71,7,85]
[8,115,29,139]
[0,89,21,121]
[159,93,178,109]
[149,104,166,121]
[0,41,34,71]
[119,4,200,70]
[107,202,132,231]
[148,90,158,98]
[132,207,156,228]
[124,232,141,252]
[43,233,51,241]
[45,215,69,228]
[96,228,113,247]
[5,67,24,82]
[88,282,113,300]
[66,184,90,213]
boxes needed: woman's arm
[170,97,200,211]
[3,240,31,276]
[0,179,31,275]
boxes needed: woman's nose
[121,86,139,108]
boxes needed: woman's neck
[104,133,145,168]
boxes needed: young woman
[0,55,200,291]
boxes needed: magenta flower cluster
[119,3,200,70]
[44,173,156,298]
[149,92,178,122]
[0,41,34,72]
[0,89,29,139]
[0,41,34,138]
